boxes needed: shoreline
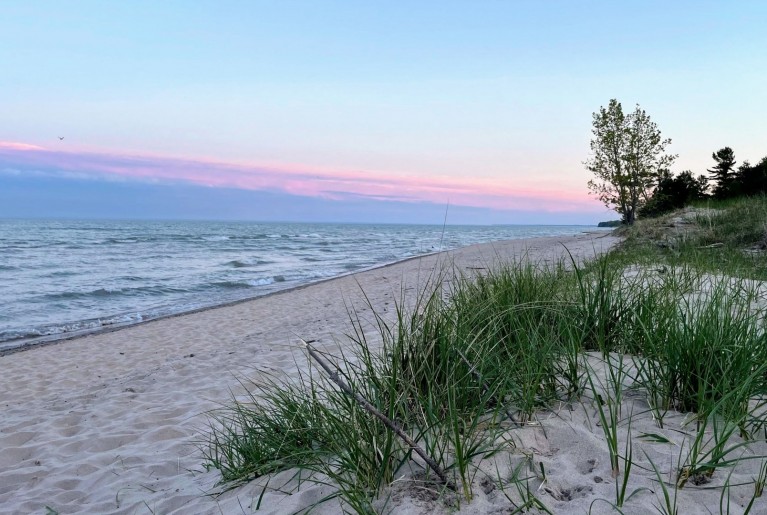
[0,232,621,514]
[0,229,609,357]
[0,249,440,357]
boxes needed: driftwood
[302,340,455,490]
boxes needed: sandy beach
[0,231,639,514]
[4,2,765,513]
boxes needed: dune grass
[204,198,767,513]
[612,195,767,279]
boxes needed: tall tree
[708,147,737,199]
[585,99,676,224]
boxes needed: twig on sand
[301,339,456,491]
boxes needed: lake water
[0,219,602,351]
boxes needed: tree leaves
[585,99,677,224]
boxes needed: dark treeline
[640,148,767,218]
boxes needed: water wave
[0,312,146,346]
[39,285,182,301]
[104,237,139,244]
[246,276,282,286]
[45,270,78,277]
[224,258,274,268]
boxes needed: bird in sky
[58,136,64,140]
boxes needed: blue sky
[1,1,765,224]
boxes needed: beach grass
[204,197,767,513]
[611,195,767,279]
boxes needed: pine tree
[708,147,737,199]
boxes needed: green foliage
[631,272,767,421]
[733,156,767,197]
[636,143,766,218]
[709,147,738,199]
[676,366,767,489]
[585,99,676,224]
[584,353,626,484]
[448,261,578,418]
[615,196,767,279]
[703,147,767,201]
[640,170,708,218]
[644,447,680,515]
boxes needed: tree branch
[302,339,455,490]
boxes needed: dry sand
[9,231,760,514]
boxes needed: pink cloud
[0,141,602,213]
[0,141,45,151]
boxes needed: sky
[1,1,765,225]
